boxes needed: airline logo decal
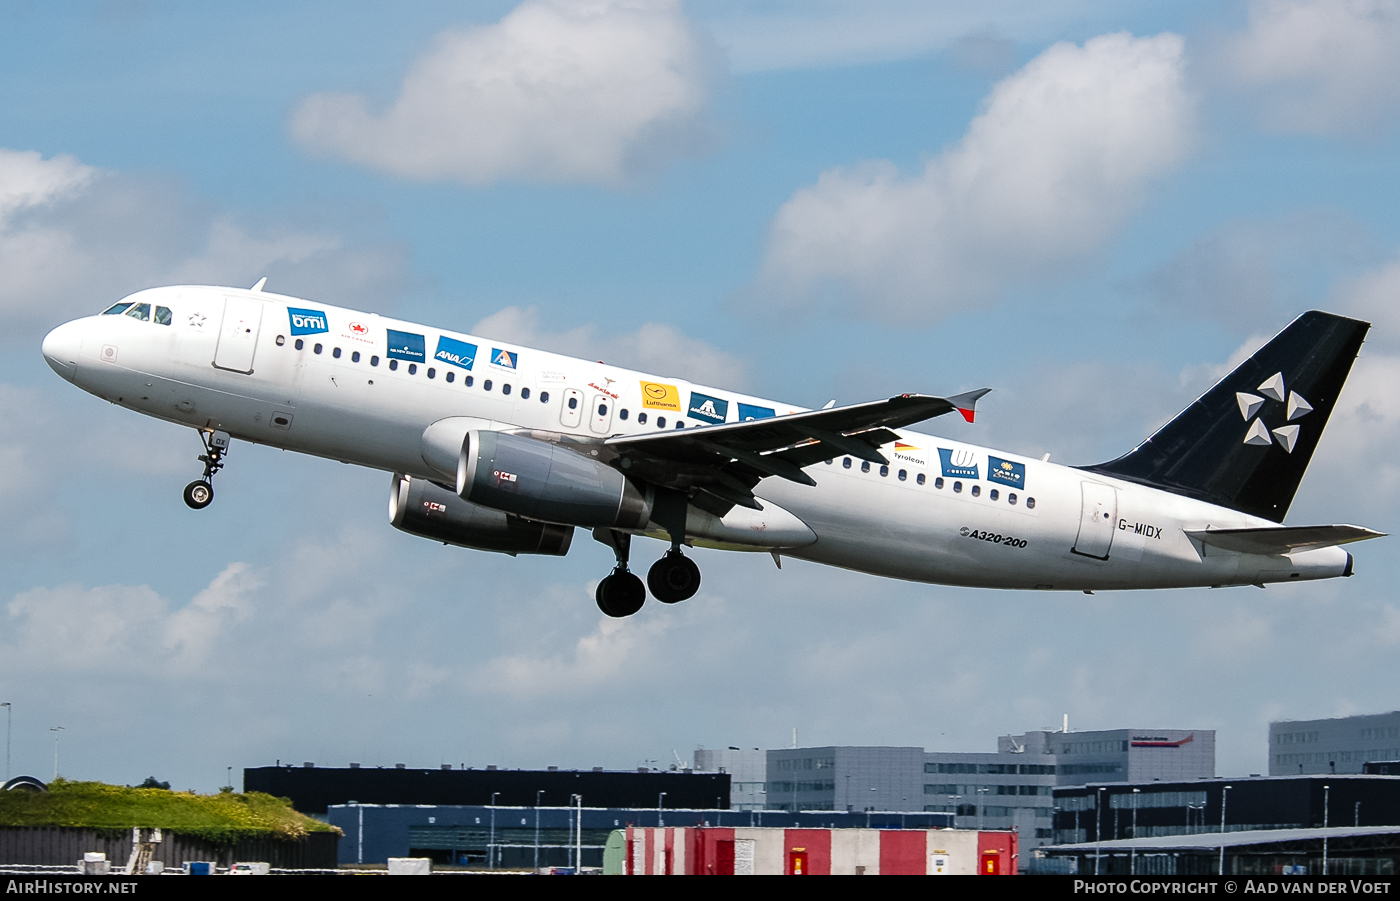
[640,381,682,411]
[738,403,775,421]
[892,441,926,467]
[688,391,728,424]
[288,307,328,336]
[386,329,426,362]
[491,348,518,370]
[987,456,1026,489]
[1237,372,1311,453]
[938,447,979,480]
[342,320,375,344]
[434,336,478,370]
[1130,733,1193,748]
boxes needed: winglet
[250,276,268,292]
[947,388,991,423]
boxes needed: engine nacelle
[457,430,651,529]
[390,474,573,556]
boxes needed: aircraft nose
[41,321,83,382]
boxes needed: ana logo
[1238,372,1311,453]
[987,456,1026,489]
[640,381,682,411]
[287,307,328,336]
[491,348,517,369]
[688,391,729,424]
[349,322,369,335]
[434,335,477,370]
[938,447,979,480]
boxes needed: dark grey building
[1271,710,1400,775]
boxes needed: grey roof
[1044,826,1400,854]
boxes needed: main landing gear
[183,429,230,510]
[593,529,702,618]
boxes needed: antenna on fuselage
[250,277,267,292]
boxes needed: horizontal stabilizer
[1185,524,1385,556]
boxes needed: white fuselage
[41,285,1352,590]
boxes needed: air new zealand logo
[1237,372,1313,453]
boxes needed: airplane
[40,282,1383,617]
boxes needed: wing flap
[1185,524,1385,555]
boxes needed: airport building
[692,748,766,810]
[1270,710,1400,775]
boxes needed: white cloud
[1221,0,1400,135]
[290,0,714,186]
[0,149,408,332]
[757,31,1193,320]
[471,304,747,387]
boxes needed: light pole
[1095,787,1106,876]
[1130,788,1140,875]
[572,794,583,872]
[1218,785,1232,876]
[534,790,544,870]
[657,791,667,828]
[1322,784,1330,876]
[49,727,63,781]
[844,774,851,812]
[489,792,500,870]
[1,702,10,782]
[226,766,232,791]
[1355,801,1361,828]
[976,786,989,831]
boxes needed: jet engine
[390,474,573,556]
[456,430,651,529]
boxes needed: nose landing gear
[183,429,230,510]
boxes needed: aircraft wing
[1185,524,1385,555]
[603,390,989,512]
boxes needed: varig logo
[987,456,1025,489]
[287,307,328,336]
[641,381,682,411]
[688,391,729,425]
[938,447,979,480]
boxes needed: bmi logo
[287,307,328,336]
[1237,372,1312,453]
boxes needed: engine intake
[390,474,573,556]
[457,430,651,529]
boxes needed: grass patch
[0,780,339,844]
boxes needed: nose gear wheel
[184,429,230,510]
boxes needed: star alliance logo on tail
[1237,371,1311,453]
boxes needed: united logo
[1237,371,1312,453]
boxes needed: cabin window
[427,367,435,379]
[465,375,474,387]
[352,351,360,363]
[295,339,304,351]
[989,489,999,501]
[953,481,962,493]
[879,465,889,477]
[154,306,173,325]
[521,388,530,399]
[1008,493,1017,505]
[102,302,133,315]
[861,461,871,473]
[917,473,925,485]
[1026,497,1036,510]
[637,412,647,424]
[676,421,684,429]
[538,389,546,402]
[971,485,981,497]
[276,335,286,347]
[502,383,511,395]
[598,403,607,416]
[124,303,151,321]
[935,477,944,489]
[843,458,852,469]
[314,343,323,354]
[484,379,492,391]
[658,417,667,428]
[408,363,417,375]
[370,355,379,366]
[332,347,341,359]
[898,469,907,481]
[389,359,398,371]
[445,371,454,383]
[567,396,577,409]
[619,409,628,420]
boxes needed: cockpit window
[154,306,172,325]
[124,303,151,321]
[102,303,133,316]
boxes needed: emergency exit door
[1072,481,1118,559]
[213,296,263,373]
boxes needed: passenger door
[1072,481,1117,559]
[559,388,584,429]
[588,393,615,434]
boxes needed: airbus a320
[41,284,1382,617]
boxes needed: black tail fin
[1084,311,1369,522]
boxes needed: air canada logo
[1237,372,1312,453]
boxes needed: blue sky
[2,0,1400,790]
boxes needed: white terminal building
[1270,710,1400,775]
[695,726,1214,857]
